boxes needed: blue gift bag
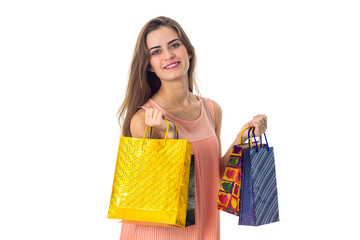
[239,128,280,226]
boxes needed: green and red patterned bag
[217,144,245,215]
[217,126,251,216]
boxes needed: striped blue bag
[239,128,280,226]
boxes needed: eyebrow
[148,39,180,52]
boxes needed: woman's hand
[239,114,268,143]
[144,108,167,132]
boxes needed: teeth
[165,62,179,68]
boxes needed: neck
[156,76,192,106]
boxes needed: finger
[146,109,151,119]
[252,120,264,136]
[248,120,258,135]
[264,114,267,129]
[151,109,158,119]
[145,108,154,125]
[156,109,163,122]
[256,124,263,136]
[260,118,266,131]
[254,115,266,132]
[146,109,166,129]
[254,114,265,123]
[152,109,162,125]
[253,114,262,119]
[260,115,267,131]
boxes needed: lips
[164,61,180,69]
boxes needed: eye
[171,42,180,49]
[151,50,160,55]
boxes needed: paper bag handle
[238,126,261,147]
[248,127,270,152]
[143,119,179,145]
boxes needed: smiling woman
[117,17,199,138]
[146,27,192,84]
[115,16,268,240]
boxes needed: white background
[1,0,359,239]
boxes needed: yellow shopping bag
[107,119,192,228]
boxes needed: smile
[164,61,180,70]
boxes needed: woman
[117,16,267,240]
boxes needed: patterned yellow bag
[107,119,192,228]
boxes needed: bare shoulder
[209,99,222,135]
[210,99,222,119]
[210,99,222,150]
[130,109,147,138]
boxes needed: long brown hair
[117,16,200,136]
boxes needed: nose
[164,48,175,60]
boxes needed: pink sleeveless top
[120,96,221,240]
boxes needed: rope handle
[143,119,179,146]
[239,126,261,147]
[248,127,270,152]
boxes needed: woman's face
[146,26,191,82]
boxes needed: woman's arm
[211,100,229,178]
[212,100,267,180]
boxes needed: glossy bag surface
[107,120,192,228]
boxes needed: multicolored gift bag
[217,126,251,216]
[217,145,245,215]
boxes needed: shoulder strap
[200,97,216,129]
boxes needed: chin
[157,72,187,81]
[165,75,187,82]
